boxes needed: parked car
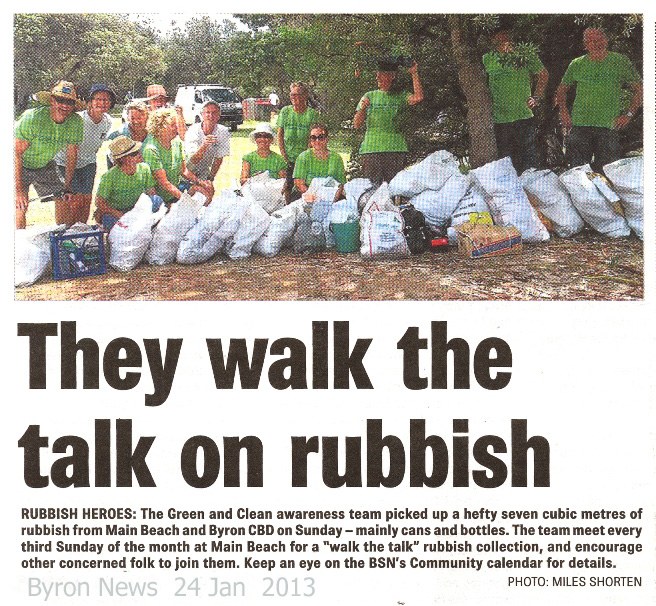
[174,84,244,130]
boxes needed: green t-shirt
[97,163,155,211]
[142,135,184,202]
[483,51,544,123]
[293,149,345,186]
[15,106,83,169]
[243,150,287,178]
[562,52,641,128]
[276,105,319,163]
[358,90,410,154]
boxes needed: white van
[174,84,244,130]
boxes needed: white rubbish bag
[146,192,205,265]
[472,157,549,243]
[559,164,630,237]
[389,150,460,197]
[410,171,472,231]
[603,156,643,240]
[360,210,409,258]
[519,168,584,238]
[177,191,249,264]
[14,224,66,287]
[344,178,374,210]
[242,172,286,214]
[109,194,167,272]
[253,200,304,257]
[225,200,272,259]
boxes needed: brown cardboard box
[456,223,522,259]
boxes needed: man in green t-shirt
[555,28,642,171]
[483,30,548,175]
[276,82,319,202]
[14,80,84,228]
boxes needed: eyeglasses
[53,96,76,107]
[254,134,273,139]
[310,134,327,141]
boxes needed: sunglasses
[254,134,273,139]
[53,96,76,107]
[310,134,327,141]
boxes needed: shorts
[21,162,64,200]
[361,152,407,185]
[56,162,97,195]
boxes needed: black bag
[400,204,434,254]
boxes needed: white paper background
[3,3,655,605]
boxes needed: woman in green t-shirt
[353,59,424,184]
[142,108,214,204]
[293,124,345,202]
[95,136,157,231]
[240,123,287,185]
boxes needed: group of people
[484,27,642,175]
[14,26,642,231]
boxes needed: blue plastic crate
[49,228,106,280]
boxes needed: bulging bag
[519,168,584,238]
[225,200,272,259]
[389,150,460,197]
[603,156,643,240]
[447,184,492,244]
[472,157,549,243]
[146,192,205,265]
[410,171,472,231]
[109,194,167,272]
[360,210,410,258]
[559,164,630,238]
[14,224,66,287]
[177,191,249,264]
[253,200,304,257]
[242,172,286,214]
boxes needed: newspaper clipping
[6,6,655,606]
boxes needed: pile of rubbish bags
[15,153,644,287]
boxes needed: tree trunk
[448,15,498,168]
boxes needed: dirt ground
[15,230,643,301]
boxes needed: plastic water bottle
[150,194,164,212]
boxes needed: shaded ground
[16,231,643,301]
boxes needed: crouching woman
[142,108,214,205]
[95,136,157,231]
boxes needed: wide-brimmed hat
[250,122,275,142]
[109,135,142,162]
[146,84,169,101]
[34,80,86,111]
[88,83,117,108]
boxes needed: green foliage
[496,43,541,69]
[14,13,165,109]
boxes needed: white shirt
[184,122,231,179]
[55,110,113,168]
[269,93,280,106]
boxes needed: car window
[203,88,240,103]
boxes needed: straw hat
[250,122,275,142]
[34,80,86,111]
[109,136,142,162]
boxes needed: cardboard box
[456,223,522,259]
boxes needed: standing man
[276,82,319,202]
[55,83,115,224]
[184,100,230,183]
[14,80,84,228]
[146,84,187,140]
[555,27,642,171]
[268,90,280,118]
[483,29,548,175]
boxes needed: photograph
[13,13,644,300]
